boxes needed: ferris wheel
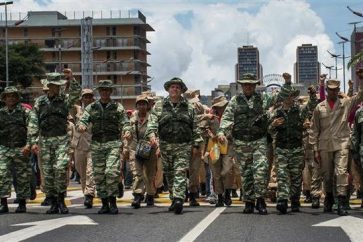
[262,74,285,93]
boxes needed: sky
[9,0,363,94]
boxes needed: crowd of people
[1,67,363,216]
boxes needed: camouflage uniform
[351,107,363,199]
[0,103,31,201]
[218,91,269,210]
[145,97,202,201]
[79,100,130,199]
[28,74,81,213]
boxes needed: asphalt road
[1,204,362,242]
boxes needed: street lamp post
[322,63,334,78]
[327,50,341,79]
[0,1,13,87]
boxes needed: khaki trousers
[74,149,95,196]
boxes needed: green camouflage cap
[277,83,300,101]
[164,77,188,93]
[95,79,114,89]
[46,73,67,86]
[237,73,260,84]
[1,86,20,100]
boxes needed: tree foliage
[0,43,45,88]
[348,51,363,70]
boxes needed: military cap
[1,86,20,100]
[237,73,260,84]
[95,80,114,89]
[81,88,94,97]
[211,95,228,108]
[46,73,67,86]
[184,89,200,103]
[277,83,300,101]
[135,95,149,105]
[164,77,188,93]
[326,79,340,89]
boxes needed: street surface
[0,182,363,242]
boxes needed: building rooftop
[0,10,154,31]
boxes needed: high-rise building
[351,26,363,91]
[0,10,154,108]
[236,45,263,82]
[294,44,320,88]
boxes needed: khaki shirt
[71,104,92,151]
[129,110,149,151]
[310,91,363,152]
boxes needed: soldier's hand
[303,119,311,129]
[31,144,39,154]
[272,117,284,127]
[78,124,87,133]
[314,151,321,165]
[123,131,131,140]
[319,74,327,85]
[218,134,227,144]
[22,145,31,157]
[348,80,353,88]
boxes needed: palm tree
[348,51,363,69]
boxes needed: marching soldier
[310,77,363,216]
[269,84,318,214]
[71,89,96,208]
[145,77,203,214]
[0,87,32,213]
[218,73,269,215]
[28,73,81,214]
[78,80,131,215]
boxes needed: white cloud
[13,0,338,95]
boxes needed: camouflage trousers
[130,149,157,195]
[91,140,121,199]
[234,137,268,201]
[0,145,31,199]
[275,147,304,200]
[39,135,70,197]
[160,142,192,200]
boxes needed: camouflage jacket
[351,107,363,161]
[145,96,203,146]
[28,79,81,145]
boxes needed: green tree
[0,43,45,88]
[348,51,363,69]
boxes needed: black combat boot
[239,189,243,201]
[224,190,232,206]
[200,183,207,196]
[174,198,184,214]
[311,197,320,209]
[117,182,124,198]
[41,196,51,206]
[231,189,238,198]
[168,199,176,211]
[0,198,9,214]
[84,195,93,209]
[290,196,301,212]
[145,195,154,206]
[46,197,59,214]
[189,193,200,207]
[58,193,69,214]
[304,190,312,203]
[216,194,224,207]
[98,198,110,214]
[109,196,118,214]
[15,199,27,213]
[323,193,334,213]
[337,196,348,216]
[243,201,255,214]
[255,198,268,215]
[131,193,142,209]
[276,199,288,214]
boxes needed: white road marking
[0,215,97,242]
[313,216,363,242]
[179,207,226,242]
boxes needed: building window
[23,28,28,37]
[112,26,116,36]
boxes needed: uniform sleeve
[217,96,236,136]
[267,109,278,136]
[309,106,320,151]
[144,100,162,139]
[347,89,363,114]
[351,110,361,161]
[66,79,81,109]
[27,99,40,146]
[78,104,92,128]
[191,105,204,146]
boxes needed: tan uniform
[71,105,95,196]
[129,111,157,195]
[310,92,363,196]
